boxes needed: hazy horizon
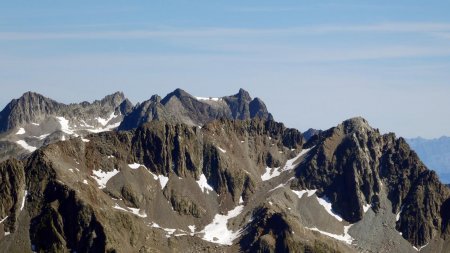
[1,1,450,138]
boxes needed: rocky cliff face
[0,159,26,237]
[119,88,273,130]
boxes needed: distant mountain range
[0,89,271,162]
[0,89,449,252]
[407,137,450,184]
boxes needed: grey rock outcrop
[0,159,26,236]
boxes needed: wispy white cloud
[2,22,450,41]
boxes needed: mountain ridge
[118,88,273,130]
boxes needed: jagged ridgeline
[0,89,449,253]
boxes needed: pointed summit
[150,95,162,103]
[19,91,47,101]
[99,91,127,106]
[0,92,61,131]
[161,88,193,105]
[339,116,374,134]
[234,88,251,101]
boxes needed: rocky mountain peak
[18,91,48,102]
[296,117,450,248]
[0,92,61,132]
[339,116,374,134]
[161,88,193,104]
[235,88,251,101]
[99,91,126,106]
[149,94,162,103]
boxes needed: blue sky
[1,1,450,138]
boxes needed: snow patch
[261,147,313,181]
[200,205,244,245]
[149,222,179,238]
[217,146,227,153]
[128,163,143,169]
[316,196,343,222]
[196,97,221,102]
[150,222,161,228]
[4,232,10,236]
[305,224,354,245]
[239,196,244,204]
[0,216,8,224]
[113,203,128,212]
[188,225,196,234]
[163,228,176,237]
[269,184,285,192]
[83,180,88,185]
[56,116,74,135]
[292,189,317,199]
[196,174,214,193]
[413,243,429,251]
[363,204,371,213]
[396,206,403,222]
[16,127,26,135]
[261,167,281,181]
[158,175,169,189]
[87,121,121,133]
[16,140,37,152]
[81,138,90,142]
[282,147,312,171]
[91,169,120,189]
[96,112,117,126]
[35,133,50,140]
[127,207,148,218]
[31,122,40,126]
[145,170,158,180]
[20,190,27,211]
